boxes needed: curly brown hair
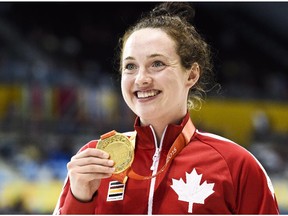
[118,2,215,110]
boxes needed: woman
[53,2,279,214]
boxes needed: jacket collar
[133,112,192,151]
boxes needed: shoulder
[193,129,250,159]
[122,131,137,138]
[191,129,266,175]
[192,129,274,190]
[77,140,98,152]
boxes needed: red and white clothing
[53,113,279,214]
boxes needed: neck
[140,112,187,144]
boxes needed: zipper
[147,126,168,215]
[150,148,160,171]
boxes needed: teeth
[137,90,159,99]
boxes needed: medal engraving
[97,133,134,174]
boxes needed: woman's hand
[67,148,115,202]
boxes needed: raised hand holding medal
[96,130,136,175]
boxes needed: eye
[123,63,138,74]
[151,61,166,72]
[126,63,137,70]
[152,61,165,68]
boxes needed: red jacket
[53,113,279,214]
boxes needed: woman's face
[121,28,197,125]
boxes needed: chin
[138,112,160,122]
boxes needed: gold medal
[96,130,135,174]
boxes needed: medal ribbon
[112,118,195,183]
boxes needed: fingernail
[108,160,114,166]
[103,152,109,158]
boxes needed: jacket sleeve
[231,149,279,214]
[53,140,98,215]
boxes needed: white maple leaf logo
[171,168,215,213]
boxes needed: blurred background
[0,2,287,214]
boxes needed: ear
[186,62,200,88]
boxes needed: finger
[69,164,115,175]
[68,157,114,168]
[72,148,109,160]
[71,172,113,183]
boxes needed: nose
[135,68,152,86]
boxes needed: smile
[136,90,161,99]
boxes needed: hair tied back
[150,2,195,24]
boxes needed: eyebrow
[149,53,164,58]
[123,56,135,61]
[123,53,165,61]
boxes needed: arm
[53,178,98,214]
[53,141,115,214]
[231,150,279,214]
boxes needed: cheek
[121,76,131,98]
[120,79,126,95]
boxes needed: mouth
[135,90,161,99]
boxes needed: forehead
[123,28,177,57]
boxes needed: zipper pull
[150,148,160,171]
